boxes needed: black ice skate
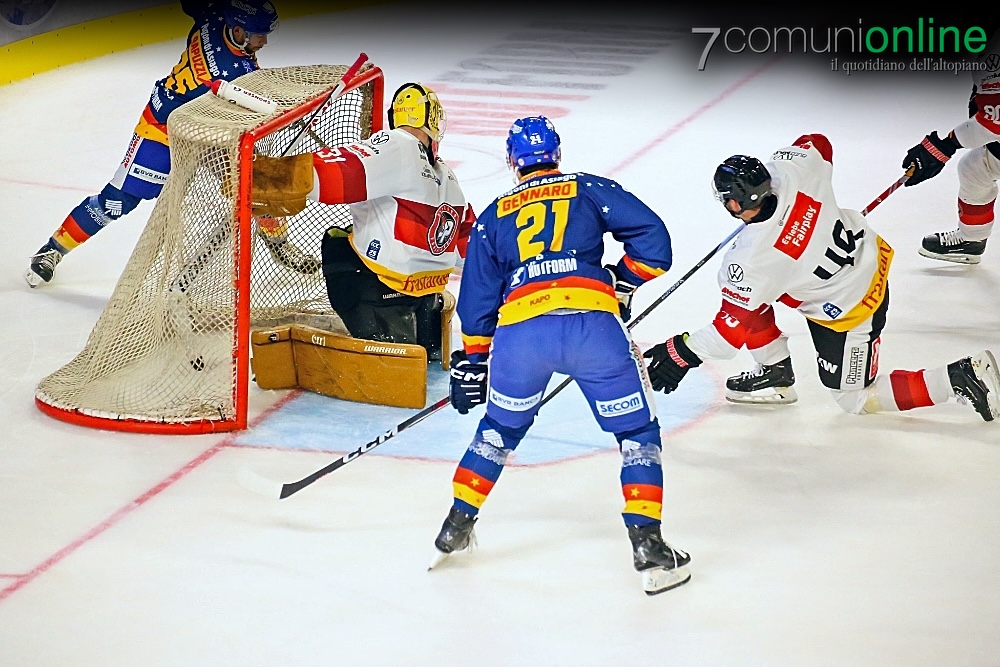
[919,229,987,264]
[948,350,1000,422]
[428,507,477,570]
[260,233,321,275]
[725,356,797,405]
[25,242,63,287]
[627,523,691,595]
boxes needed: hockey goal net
[35,62,385,433]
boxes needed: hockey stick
[283,52,368,157]
[860,167,913,216]
[536,222,745,410]
[535,169,912,410]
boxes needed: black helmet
[713,155,771,215]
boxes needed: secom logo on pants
[596,392,643,418]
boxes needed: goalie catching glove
[251,153,315,216]
[449,350,488,414]
[902,131,961,186]
[643,333,702,394]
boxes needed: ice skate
[261,235,320,275]
[725,356,797,405]
[919,229,987,264]
[25,242,63,287]
[627,523,691,595]
[948,350,1000,422]
[428,507,477,570]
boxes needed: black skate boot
[725,356,797,405]
[428,507,477,570]
[25,242,63,287]
[919,229,987,264]
[627,523,691,595]
[948,350,1000,422]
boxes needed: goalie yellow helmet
[388,82,446,144]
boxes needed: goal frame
[35,65,385,434]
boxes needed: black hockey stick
[253,223,748,499]
[536,222,745,410]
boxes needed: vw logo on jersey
[427,204,460,255]
[985,53,1000,72]
[728,263,744,283]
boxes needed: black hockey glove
[605,264,639,322]
[643,333,702,394]
[449,350,488,415]
[903,131,961,186]
[969,85,978,118]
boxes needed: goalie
[251,81,476,362]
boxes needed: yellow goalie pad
[441,288,456,371]
[251,325,428,409]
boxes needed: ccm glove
[449,350,488,415]
[902,131,961,186]
[605,264,639,322]
[643,333,702,394]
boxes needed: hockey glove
[902,131,961,186]
[605,264,639,322]
[643,333,702,394]
[449,350,488,415]
[251,153,315,216]
[969,85,978,118]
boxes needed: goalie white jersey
[310,128,475,297]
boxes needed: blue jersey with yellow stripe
[458,169,672,359]
[144,2,260,131]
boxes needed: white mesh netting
[36,64,378,430]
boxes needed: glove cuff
[666,334,702,368]
[924,131,960,160]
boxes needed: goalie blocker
[251,290,456,409]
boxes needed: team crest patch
[428,204,460,255]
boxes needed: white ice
[1,6,999,666]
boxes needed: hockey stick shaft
[861,167,913,216]
[537,222,745,410]
[282,52,368,157]
[279,395,452,498]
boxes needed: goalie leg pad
[440,288,456,370]
[250,326,298,390]
[291,326,428,409]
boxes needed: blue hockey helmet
[712,155,771,215]
[224,0,279,35]
[506,116,561,171]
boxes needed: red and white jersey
[955,28,1000,146]
[687,135,892,360]
[308,128,476,297]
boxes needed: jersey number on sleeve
[813,219,864,280]
[515,200,570,262]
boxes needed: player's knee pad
[830,387,870,414]
[616,420,662,462]
[471,413,531,459]
[98,183,142,220]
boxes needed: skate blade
[725,386,798,405]
[917,248,982,265]
[642,565,691,595]
[24,269,44,288]
[972,350,1000,421]
[428,550,451,571]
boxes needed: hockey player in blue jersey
[429,116,691,595]
[24,0,312,286]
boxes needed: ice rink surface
[2,5,999,666]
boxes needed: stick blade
[236,467,283,499]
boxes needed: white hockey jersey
[954,28,1000,148]
[688,134,892,360]
[309,128,475,297]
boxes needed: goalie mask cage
[34,63,385,434]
